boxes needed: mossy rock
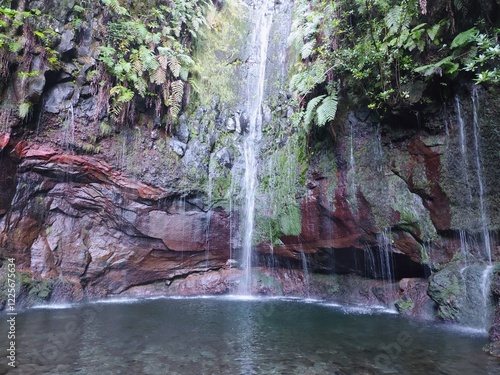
[427,264,463,321]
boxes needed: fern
[110,85,134,103]
[102,0,128,16]
[290,60,328,97]
[316,94,338,127]
[304,95,325,129]
[139,45,159,73]
[99,121,114,137]
[301,39,316,60]
[169,101,181,118]
[135,77,148,97]
[168,55,181,78]
[171,80,184,102]
[152,66,166,85]
[427,23,440,41]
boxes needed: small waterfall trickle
[348,122,357,204]
[459,264,494,331]
[459,229,471,265]
[471,89,492,263]
[299,248,310,297]
[454,96,473,203]
[119,135,127,171]
[454,93,492,263]
[206,155,215,271]
[376,229,394,282]
[364,245,377,278]
[63,103,75,153]
[375,124,384,173]
[239,0,274,295]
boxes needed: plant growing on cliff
[97,0,209,132]
[288,0,338,134]
[395,297,415,313]
[288,0,500,124]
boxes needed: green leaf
[301,39,316,59]
[450,27,479,49]
[316,94,338,127]
[304,94,325,129]
[427,24,440,41]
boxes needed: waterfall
[63,103,75,152]
[239,0,274,294]
[206,155,215,270]
[471,89,492,263]
[348,122,357,204]
[364,245,377,278]
[459,229,470,265]
[454,93,492,262]
[459,264,494,331]
[299,248,310,297]
[376,229,394,281]
[454,96,473,203]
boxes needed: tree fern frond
[171,80,184,102]
[179,66,189,81]
[316,94,338,127]
[301,39,316,60]
[304,94,325,128]
[102,0,128,16]
[385,6,410,37]
[168,56,181,78]
[139,45,159,73]
[158,54,168,70]
[169,101,181,118]
[135,76,148,97]
[152,66,167,85]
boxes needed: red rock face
[0,123,463,305]
[406,138,451,231]
[0,142,232,298]
[0,133,9,150]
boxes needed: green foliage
[18,101,31,119]
[415,28,500,83]
[190,0,248,106]
[450,27,479,49]
[97,0,208,130]
[103,0,128,16]
[288,0,500,122]
[288,1,339,132]
[395,297,415,313]
[256,131,306,244]
[99,121,114,137]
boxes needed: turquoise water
[3,297,499,374]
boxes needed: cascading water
[454,93,492,262]
[471,89,492,263]
[299,248,310,297]
[376,229,394,281]
[454,96,473,203]
[348,122,357,203]
[459,264,494,331]
[206,155,215,270]
[63,103,75,152]
[239,0,274,294]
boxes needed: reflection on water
[3,297,499,374]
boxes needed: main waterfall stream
[6,297,499,375]
[240,0,274,294]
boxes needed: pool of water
[3,296,499,374]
